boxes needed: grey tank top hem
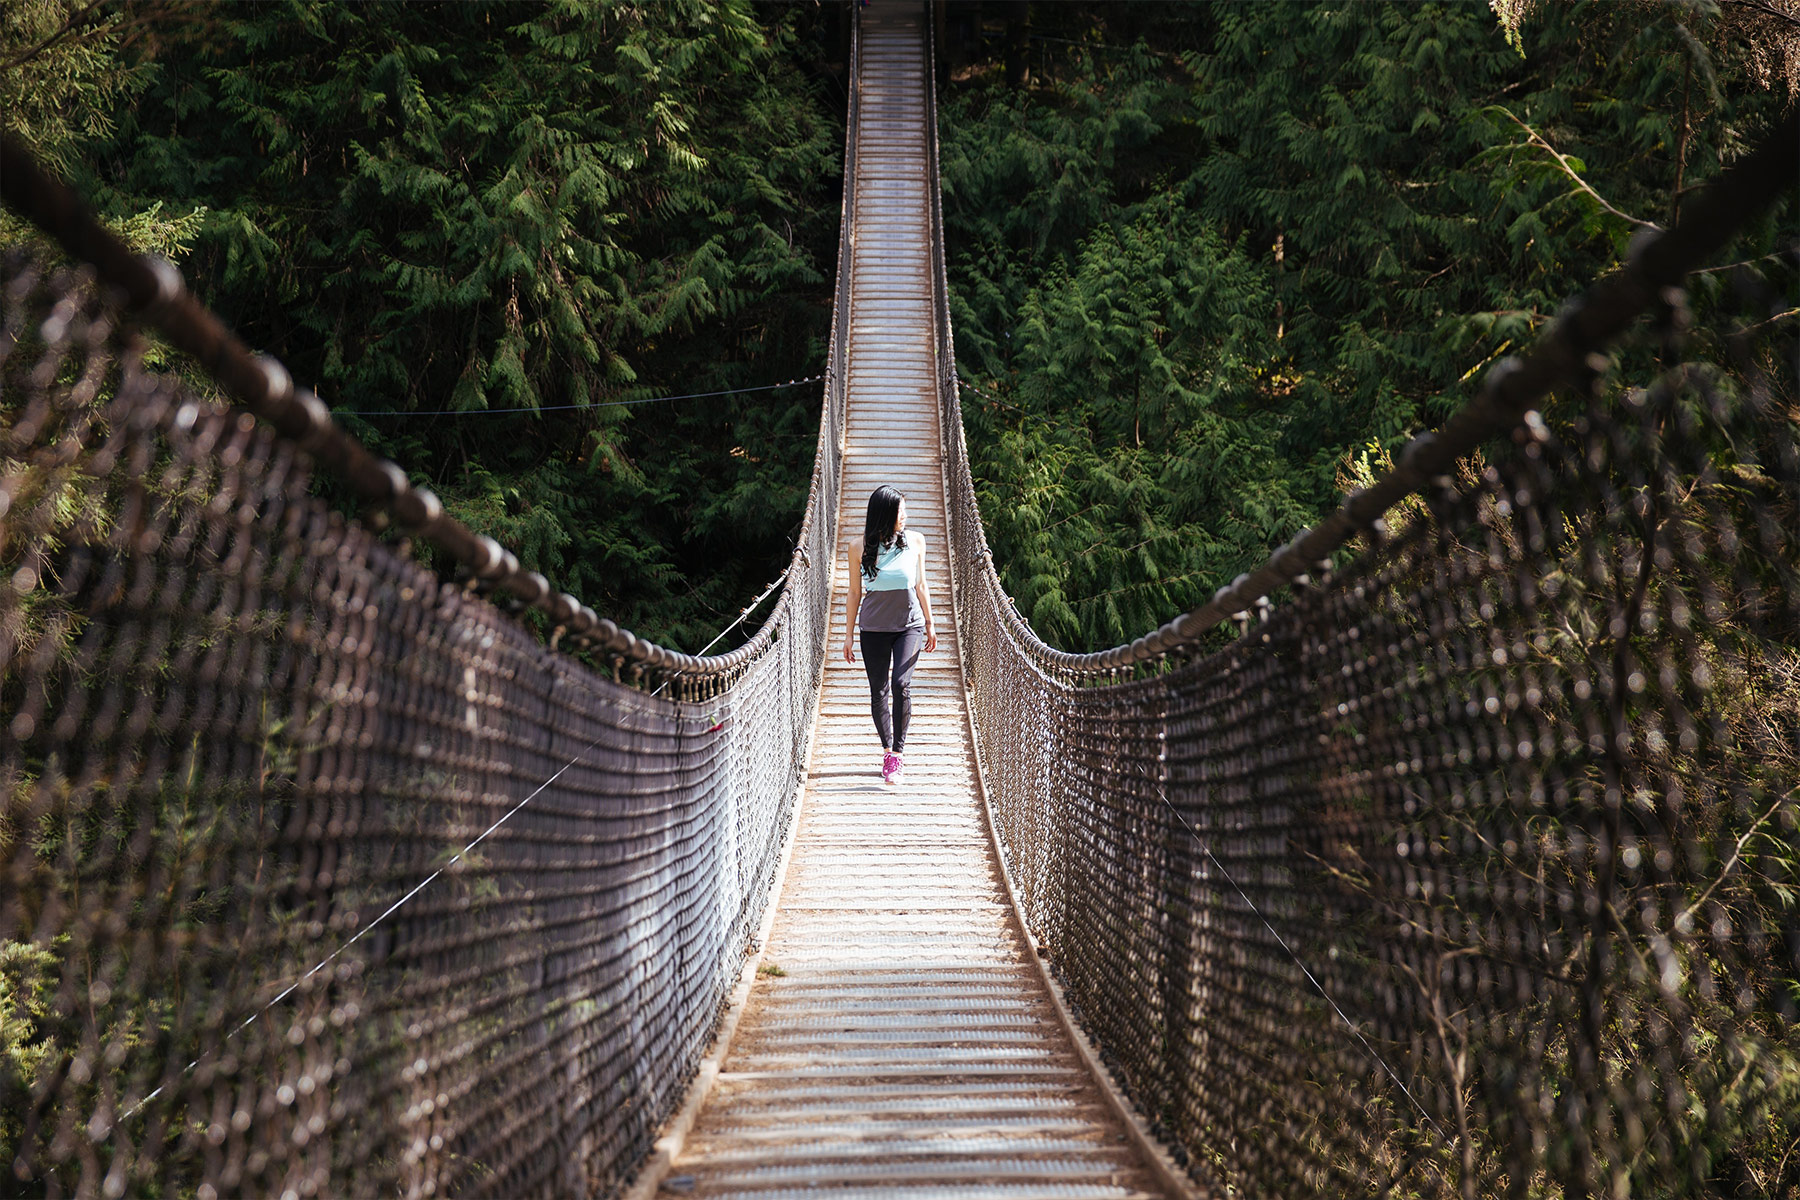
[858,587,923,632]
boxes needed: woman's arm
[914,537,938,654]
[843,537,862,663]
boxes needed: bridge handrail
[927,107,1797,679]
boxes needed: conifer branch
[1719,0,1800,32]
[1690,250,1793,274]
[2,0,110,71]
[1495,107,1658,229]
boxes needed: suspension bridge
[2,4,1796,1198]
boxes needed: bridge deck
[664,8,1164,1198]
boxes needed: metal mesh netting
[0,234,840,1194]
[962,349,1800,1196]
[925,50,1800,1199]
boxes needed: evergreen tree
[941,0,1795,654]
[77,0,844,649]
[1,0,205,256]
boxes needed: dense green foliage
[1,0,206,257]
[941,1,1795,652]
[68,0,843,650]
[15,0,1789,656]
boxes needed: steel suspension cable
[335,374,825,417]
[122,726,614,1120]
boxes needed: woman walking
[843,486,938,785]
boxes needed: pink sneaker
[882,751,902,785]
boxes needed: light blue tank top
[866,539,921,591]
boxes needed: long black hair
[860,486,906,580]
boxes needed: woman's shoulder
[848,534,863,552]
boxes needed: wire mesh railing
[0,13,858,1196]
[929,27,1800,1191]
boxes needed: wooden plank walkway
[660,8,1167,1199]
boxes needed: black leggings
[860,626,923,753]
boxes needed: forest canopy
[3,0,1795,654]
[939,0,1797,651]
[5,0,847,652]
